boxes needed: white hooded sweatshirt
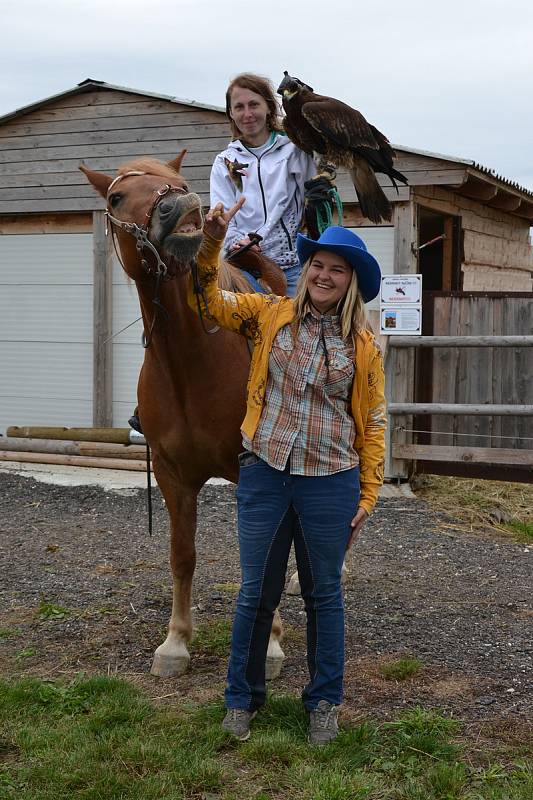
[210,132,315,270]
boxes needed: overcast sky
[2,0,532,191]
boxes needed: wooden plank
[389,335,533,347]
[392,443,533,466]
[463,230,533,269]
[92,211,113,427]
[0,122,231,151]
[389,403,533,415]
[0,194,210,214]
[0,164,214,188]
[0,150,221,175]
[395,169,466,187]
[431,296,454,443]
[0,451,147,471]
[393,201,416,272]
[0,212,92,234]
[0,178,211,201]
[0,137,230,163]
[0,437,146,459]
[0,109,225,136]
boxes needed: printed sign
[381,274,422,304]
[380,274,422,335]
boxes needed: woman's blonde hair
[225,73,283,141]
[293,255,367,341]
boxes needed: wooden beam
[389,403,533,415]
[487,191,523,212]
[0,451,147,471]
[389,335,533,347]
[392,443,533,466]
[92,211,113,426]
[459,176,498,202]
[0,212,92,234]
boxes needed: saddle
[227,233,287,296]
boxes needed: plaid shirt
[243,312,359,475]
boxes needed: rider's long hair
[292,257,367,342]
[225,73,283,141]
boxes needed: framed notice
[380,275,422,335]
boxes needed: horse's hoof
[265,654,284,681]
[150,653,190,678]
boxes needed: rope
[395,426,533,443]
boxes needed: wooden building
[1,79,532,436]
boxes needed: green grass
[191,618,233,658]
[504,520,533,543]
[379,657,423,681]
[0,629,21,640]
[0,676,531,799]
[37,600,71,621]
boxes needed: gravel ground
[0,471,531,735]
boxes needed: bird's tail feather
[350,167,392,224]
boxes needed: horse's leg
[286,560,349,596]
[266,608,285,680]
[151,470,198,678]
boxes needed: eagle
[277,71,407,224]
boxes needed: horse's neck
[135,274,239,373]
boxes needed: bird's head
[277,71,313,99]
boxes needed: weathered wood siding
[0,89,229,213]
[430,294,533,449]
[414,185,533,291]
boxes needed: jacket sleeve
[209,156,244,255]
[358,344,387,515]
[187,232,269,334]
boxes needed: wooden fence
[386,293,533,480]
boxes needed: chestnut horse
[81,152,286,678]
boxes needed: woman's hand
[346,507,368,551]
[230,235,261,253]
[203,198,245,241]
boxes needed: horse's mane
[119,159,261,294]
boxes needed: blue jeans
[283,264,302,297]
[226,456,360,712]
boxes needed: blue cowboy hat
[296,226,381,303]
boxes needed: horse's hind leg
[151,471,198,678]
[266,608,285,680]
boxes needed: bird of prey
[277,71,407,224]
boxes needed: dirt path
[1,471,531,735]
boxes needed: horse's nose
[158,199,175,216]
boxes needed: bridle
[105,170,189,280]
[105,170,218,343]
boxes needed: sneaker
[308,700,339,746]
[222,708,257,741]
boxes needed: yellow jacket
[188,233,387,514]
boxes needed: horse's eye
[108,193,123,207]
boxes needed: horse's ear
[79,164,113,198]
[167,149,187,174]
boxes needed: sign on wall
[379,275,422,335]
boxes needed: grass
[379,657,423,681]
[414,475,533,542]
[191,618,233,658]
[37,600,71,621]
[0,676,531,799]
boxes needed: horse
[81,152,286,679]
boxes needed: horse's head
[80,151,204,281]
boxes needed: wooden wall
[429,294,533,450]
[0,88,229,213]
[414,185,533,291]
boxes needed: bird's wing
[301,98,379,152]
[282,115,313,155]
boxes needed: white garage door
[0,233,93,435]
[111,257,144,427]
[348,226,394,310]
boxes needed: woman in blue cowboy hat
[189,214,387,745]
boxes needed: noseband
[105,171,190,279]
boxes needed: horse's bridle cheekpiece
[105,170,189,280]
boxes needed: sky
[2,0,533,191]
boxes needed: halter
[105,171,189,279]
[105,170,219,342]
